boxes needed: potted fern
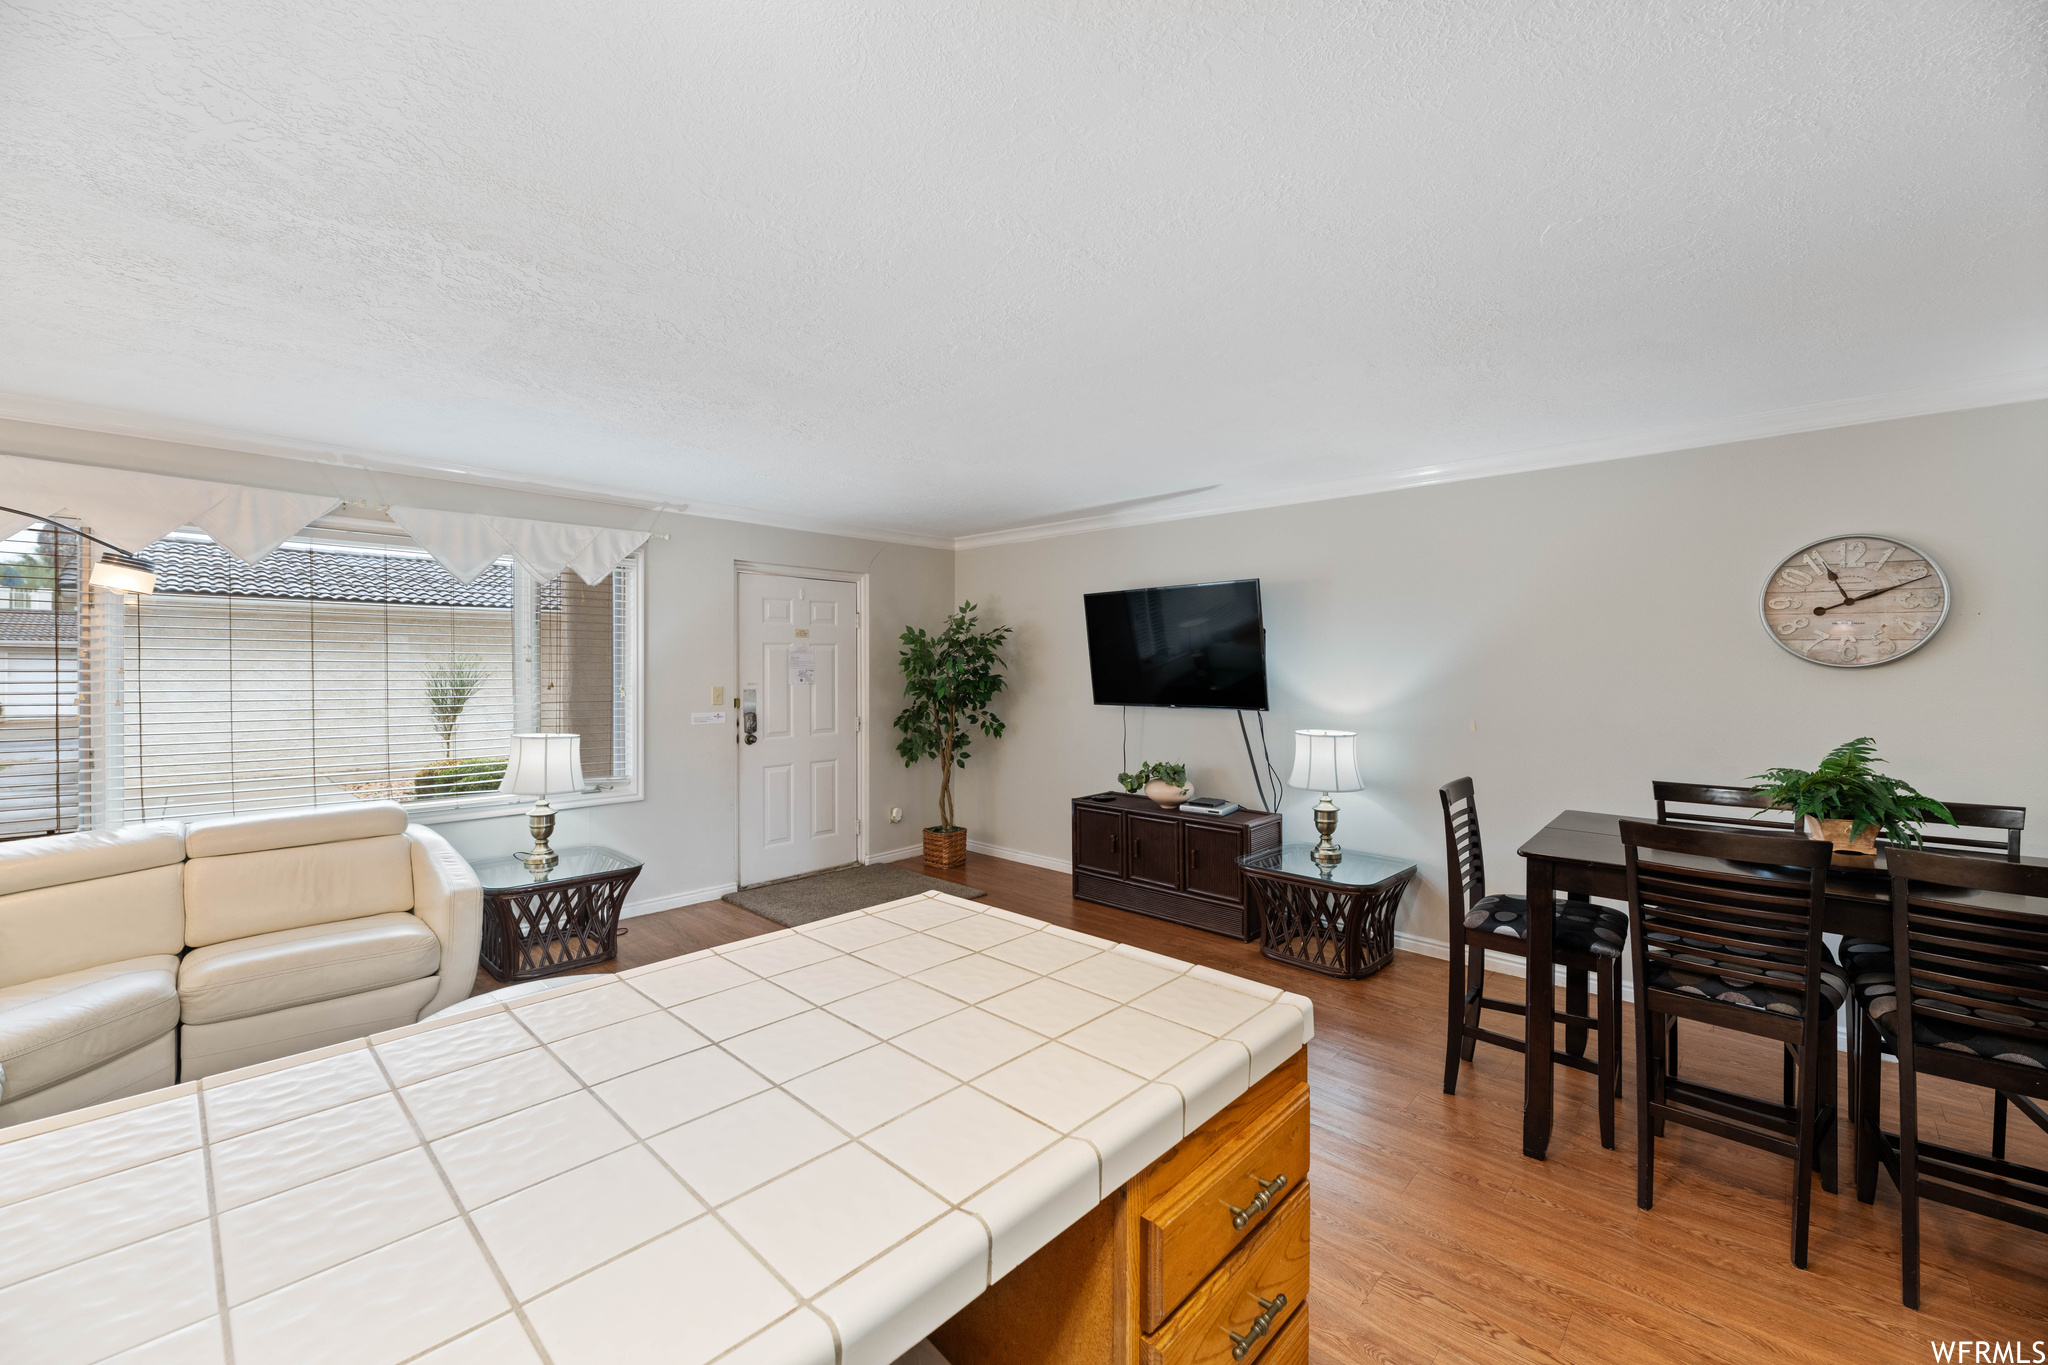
[894,603,1012,869]
[1750,737,1954,859]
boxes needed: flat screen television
[1083,579,1268,710]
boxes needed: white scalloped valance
[387,507,651,585]
[0,454,342,563]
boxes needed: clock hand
[1819,560,1853,606]
[1813,571,1930,615]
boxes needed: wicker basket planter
[924,826,968,869]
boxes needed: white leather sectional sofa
[0,801,482,1126]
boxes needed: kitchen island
[0,891,1312,1365]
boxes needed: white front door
[737,572,860,886]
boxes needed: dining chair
[1844,802,2029,1193]
[1620,819,1841,1267]
[1853,847,2048,1308]
[1651,781,1799,1085]
[1440,778,1627,1149]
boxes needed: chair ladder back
[1890,850,2048,1062]
[1881,801,2026,861]
[1620,820,1831,1016]
[1651,781,1797,834]
[1438,778,1485,918]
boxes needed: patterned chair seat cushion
[1844,936,2048,1070]
[1643,932,1846,1015]
[1463,894,1627,958]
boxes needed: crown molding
[0,394,955,551]
[949,368,2048,551]
[5,368,2041,558]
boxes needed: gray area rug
[724,863,985,928]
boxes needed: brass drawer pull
[1228,1173,1288,1230]
[1227,1292,1288,1361]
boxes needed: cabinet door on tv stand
[1074,806,1125,879]
[1183,823,1245,905]
[1127,814,1181,891]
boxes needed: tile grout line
[366,1047,560,1365]
[193,1089,238,1365]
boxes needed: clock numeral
[1841,540,1867,566]
[1779,567,1815,588]
[1900,616,1929,635]
[1766,595,1797,610]
[1776,617,1811,635]
[1870,544,1897,570]
[1804,550,1831,576]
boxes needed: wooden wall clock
[1759,535,1949,667]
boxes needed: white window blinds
[105,531,637,825]
[0,523,86,838]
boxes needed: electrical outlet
[889,807,903,823]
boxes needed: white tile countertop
[0,891,1313,1365]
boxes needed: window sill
[406,786,644,827]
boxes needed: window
[0,524,639,836]
[0,523,85,839]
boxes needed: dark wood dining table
[1514,809,2048,1161]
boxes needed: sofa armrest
[407,826,484,1022]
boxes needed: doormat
[724,863,985,929]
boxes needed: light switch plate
[692,710,729,725]
[713,686,725,705]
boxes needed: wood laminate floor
[477,854,2048,1363]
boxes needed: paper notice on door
[787,645,815,685]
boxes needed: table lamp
[1290,729,1363,867]
[498,733,584,872]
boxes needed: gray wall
[954,400,2048,954]
[0,417,957,910]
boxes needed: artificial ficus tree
[894,602,1013,832]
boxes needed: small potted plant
[1119,760,1192,810]
[1750,737,1954,860]
[894,602,1012,869]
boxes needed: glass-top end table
[1239,842,1418,979]
[471,844,644,983]
[471,844,642,890]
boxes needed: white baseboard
[966,839,1073,875]
[621,882,736,918]
[864,844,925,865]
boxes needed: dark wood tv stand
[1070,793,1282,940]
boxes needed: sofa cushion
[0,822,184,896]
[178,913,442,1025]
[0,956,182,1099]
[184,835,415,946]
[0,864,187,991]
[184,802,408,859]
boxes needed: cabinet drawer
[1253,1299,1308,1365]
[1142,1085,1310,1331]
[1140,1182,1309,1365]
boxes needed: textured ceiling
[2,1,2044,542]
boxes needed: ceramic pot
[1143,779,1193,810]
[923,825,967,869]
[1805,816,1879,859]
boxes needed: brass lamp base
[1310,794,1343,866]
[521,797,560,873]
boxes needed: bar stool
[1622,820,1840,1267]
[1853,847,2048,1308]
[1440,778,1626,1149]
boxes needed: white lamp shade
[1289,729,1363,793]
[498,733,585,796]
[88,553,156,595]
